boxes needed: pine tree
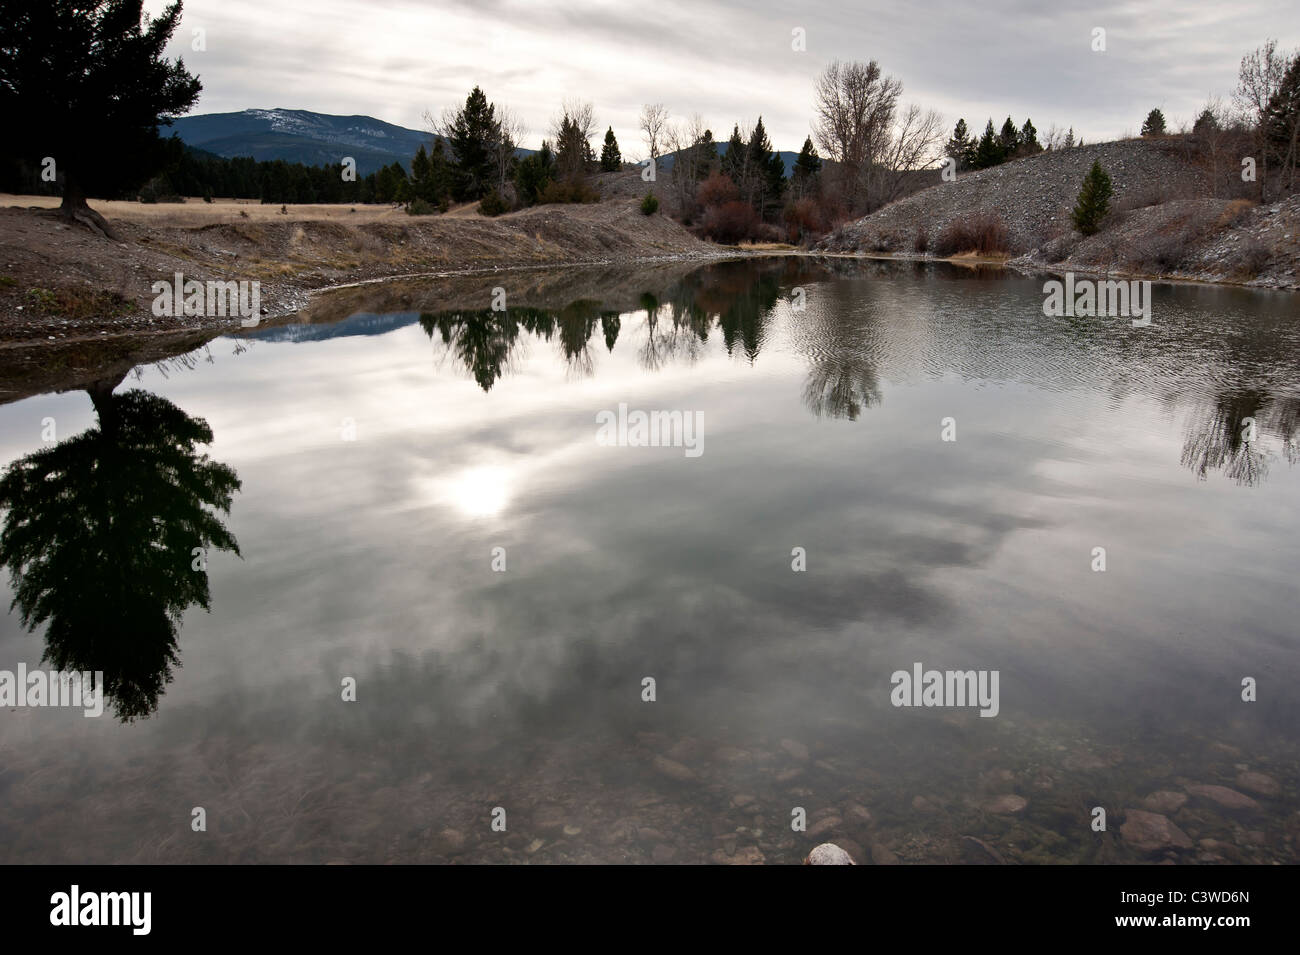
[1140,108,1167,137]
[1019,118,1042,155]
[599,127,622,171]
[554,113,589,182]
[998,116,1020,157]
[411,145,431,194]
[446,86,501,201]
[0,0,202,237]
[791,136,822,195]
[513,141,555,206]
[1064,127,1075,148]
[694,129,719,177]
[945,119,974,169]
[427,139,454,204]
[973,119,1003,169]
[721,124,747,186]
[745,117,784,216]
[1193,108,1220,135]
[1071,160,1113,235]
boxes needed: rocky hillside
[816,139,1205,255]
[815,138,1298,289]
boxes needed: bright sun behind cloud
[444,466,512,519]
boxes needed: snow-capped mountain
[171,108,434,175]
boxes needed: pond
[1,256,1297,864]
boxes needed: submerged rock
[711,845,765,865]
[652,755,696,782]
[807,815,842,838]
[1120,809,1194,852]
[870,843,900,865]
[961,836,1006,865]
[780,739,810,761]
[805,843,856,865]
[845,803,873,824]
[1141,791,1188,814]
[651,844,676,863]
[985,794,1029,814]
[1235,772,1281,798]
[1186,784,1261,812]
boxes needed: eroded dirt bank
[0,196,730,346]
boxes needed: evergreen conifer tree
[1071,160,1113,235]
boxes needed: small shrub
[697,200,762,244]
[202,188,213,204]
[697,172,740,209]
[0,275,16,288]
[25,286,133,319]
[1040,234,1076,264]
[239,209,250,218]
[913,226,929,253]
[640,192,659,215]
[477,189,508,216]
[1228,238,1271,278]
[932,213,1011,256]
[1217,199,1255,228]
[406,197,437,216]
[137,178,184,203]
[783,198,825,243]
[538,179,600,204]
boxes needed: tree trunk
[58,176,119,240]
[86,371,128,436]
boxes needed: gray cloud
[155,0,1298,153]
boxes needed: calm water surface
[1,257,1297,864]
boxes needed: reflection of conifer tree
[715,266,780,362]
[556,301,601,378]
[600,314,621,352]
[0,381,241,721]
[1180,389,1271,486]
[421,311,522,392]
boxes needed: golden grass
[0,193,409,226]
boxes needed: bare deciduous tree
[665,112,709,214]
[867,104,944,207]
[813,59,944,212]
[495,106,525,194]
[1235,40,1289,200]
[813,61,900,182]
[639,103,669,168]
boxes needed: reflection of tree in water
[421,310,523,392]
[419,258,835,395]
[803,358,882,421]
[0,379,241,721]
[1180,389,1300,486]
[797,283,883,421]
[421,303,619,389]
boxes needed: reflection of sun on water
[447,466,511,518]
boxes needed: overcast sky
[151,0,1299,155]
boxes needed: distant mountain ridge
[173,107,801,179]
[171,108,433,175]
